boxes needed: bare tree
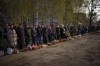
[84,0,100,26]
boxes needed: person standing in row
[60,25,65,39]
[56,25,60,40]
[41,25,48,44]
[24,25,31,47]
[16,25,25,49]
[7,24,18,49]
[47,26,53,43]
[31,26,37,45]
[0,27,2,46]
[36,25,42,45]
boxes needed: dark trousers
[32,36,36,45]
[36,36,41,45]
[48,34,52,42]
[25,36,30,46]
[17,38,25,49]
[43,35,47,44]
[57,34,60,40]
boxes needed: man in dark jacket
[31,26,37,45]
[24,25,31,46]
[3,24,8,39]
[56,25,60,40]
[77,25,82,35]
[41,25,48,44]
[60,25,65,39]
[70,25,77,37]
[36,25,42,45]
[16,25,25,49]
[0,27,2,44]
[47,26,53,43]
[0,31,1,38]
[3,24,10,49]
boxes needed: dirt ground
[0,31,100,66]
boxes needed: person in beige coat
[7,24,17,48]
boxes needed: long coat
[7,29,17,48]
[16,27,25,49]
[24,28,31,46]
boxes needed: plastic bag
[7,48,13,55]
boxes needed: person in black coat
[52,26,56,41]
[24,25,31,46]
[70,25,77,37]
[60,25,65,39]
[0,27,2,44]
[0,32,1,39]
[36,25,42,45]
[47,26,53,43]
[82,26,87,34]
[16,25,25,49]
[77,25,82,35]
[3,24,10,50]
[3,24,8,39]
[31,26,37,45]
[56,25,60,40]
[0,27,3,50]
[41,25,48,44]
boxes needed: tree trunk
[89,15,92,26]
